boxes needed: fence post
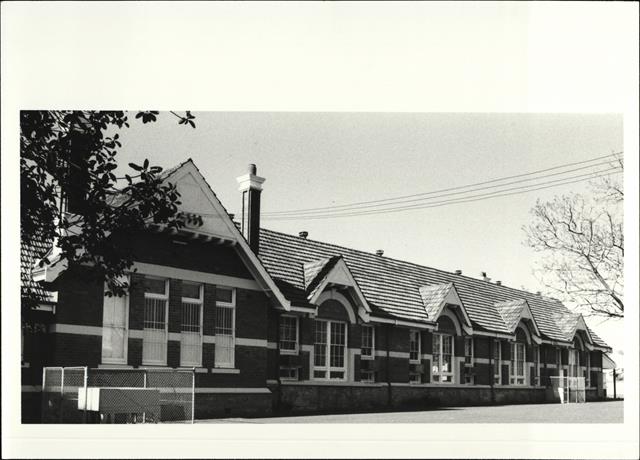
[143,370,147,423]
[191,367,196,424]
[83,366,88,423]
[60,367,65,422]
[41,367,47,423]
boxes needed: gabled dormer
[494,298,543,344]
[418,283,473,334]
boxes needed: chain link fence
[548,376,586,403]
[42,367,195,423]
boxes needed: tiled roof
[258,228,610,349]
[303,256,341,299]
[494,299,528,332]
[418,283,453,319]
[21,233,55,305]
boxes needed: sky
[112,111,624,352]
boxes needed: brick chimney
[237,164,265,254]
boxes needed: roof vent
[228,213,235,220]
[376,249,384,257]
[454,269,462,275]
[481,271,491,282]
[299,231,309,239]
[496,280,502,286]
[536,291,542,296]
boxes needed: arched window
[432,316,456,383]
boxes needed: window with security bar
[214,287,235,368]
[313,320,347,380]
[432,333,454,383]
[510,342,526,385]
[180,282,203,367]
[493,340,501,384]
[361,325,375,360]
[142,277,168,365]
[409,330,422,383]
[279,315,298,354]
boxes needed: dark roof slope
[258,228,609,348]
[21,233,55,305]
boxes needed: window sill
[210,367,240,374]
[279,350,299,356]
[177,367,208,373]
[98,363,133,369]
[360,356,375,361]
[282,380,387,387]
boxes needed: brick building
[21,159,612,420]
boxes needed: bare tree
[524,154,623,319]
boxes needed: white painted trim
[161,160,291,310]
[203,335,216,344]
[236,337,268,348]
[195,387,270,394]
[266,379,279,385]
[474,357,491,364]
[301,344,314,353]
[176,367,208,373]
[168,332,182,341]
[315,290,356,324]
[267,341,278,350]
[368,316,436,330]
[281,380,387,387]
[388,351,410,359]
[436,308,462,336]
[420,353,433,361]
[547,363,557,369]
[97,364,134,369]
[22,385,42,393]
[50,323,102,336]
[307,259,372,315]
[473,329,515,340]
[131,262,261,292]
[390,382,493,389]
[210,368,240,374]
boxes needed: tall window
[279,315,299,354]
[409,330,422,384]
[585,352,591,387]
[214,287,236,368]
[464,337,474,384]
[361,325,375,359]
[533,345,541,386]
[510,342,526,385]
[556,348,563,375]
[101,283,128,364]
[432,333,454,383]
[143,277,168,365]
[493,340,502,384]
[568,348,580,378]
[313,320,347,380]
[180,282,203,367]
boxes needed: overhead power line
[262,167,622,221]
[263,152,623,216]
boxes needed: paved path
[199,400,623,424]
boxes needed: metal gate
[549,376,586,403]
[41,367,195,423]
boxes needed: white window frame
[533,344,541,386]
[509,342,526,385]
[214,286,236,369]
[568,347,580,378]
[180,282,203,367]
[279,315,299,355]
[432,332,454,384]
[312,319,348,381]
[142,277,169,366]
[361,325,375,360]
[409,330,421,364]
[585,351,591,387]
[493,340,502,385]
[101,283,130,365]
[464,337,474,366]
